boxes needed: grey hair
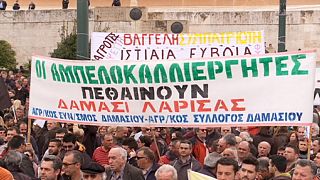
[4,150,23,171]
[155,164,178,180]
[223,133,237,146]
[42,155,62,170]
[112,147,127,161]
[204,152,222,168]
[239,131,253,142]
[295,159,317,176]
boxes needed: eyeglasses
[146,129,151,131]
[24,153,32,157]
[83,174,98,179]
[63,162,77,166]
[199,129,207,132]
[136,156,147,160]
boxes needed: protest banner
[29,50,316,127]
[314,68,320,105]
[90,31,265,61]
[188,170,217,180]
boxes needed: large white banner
[29,50,316,127]
[90,31,265,61]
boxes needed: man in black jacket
[199,152,222,178]
[62,0,69,9]
[6,135,35,178]
[0,0,7,10]
[170,140,202,180]
[112,0,120,6]
[136,147,160,180]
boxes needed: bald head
[238,141,251,160]
[258,141,271,157]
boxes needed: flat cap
[81,162,105,174]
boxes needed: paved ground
[4,0,320,10]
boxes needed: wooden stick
[27,118,31,143]
[12,106,17,123]
[152,132,161,160]
[307,126,312,160]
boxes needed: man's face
[0,130,6,139]
[314,153,320,167]
[312,140,320,153]
[8,91,15,98]
[216,164,235,180]
[102,135,114,149]
[141,128,151,137]
[48,142,61,155]
[239,163,257,180]
[15,81,21,88]
[47,122,56,131]
[137,150,148,169]
[40,161,60,180]
[277,149,285,156]
[62,154,80,176]
[108,149,125,172]
[217,139,227,154]
[171,142,180,156]
[116,128,128,138]
[222,149,235,159]
[22,78,28,86]
[297,128,305,140]
[55,133,65,141]
[284,147,298,162]
[299,140,308,152]
[240,127,248,132]
[221,127,231,136]
[238,141,250,160]
[268,160,275,177]
[196,128,207,139]
[258,143,270,157]
[63,142,75,152]
[179,143,192,158]
[19,124,27,135]
[16,109,24,119]
[82,173,103,180]
[6,130,18,142]
[292,164,314,180]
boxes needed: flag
[187,170,217,180]
[0,78,12,110]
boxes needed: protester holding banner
[0,48,320,180]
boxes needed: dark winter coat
[170,156,202,180]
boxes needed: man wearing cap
[81,162,106,180]
[199,152,222,178]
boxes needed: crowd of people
[0,0,35,10]
[0,0,121,10]
[1,69,320,180]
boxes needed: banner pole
[152,131,161,160]
[12,106,17,123]
[27,118,31,143]
[308,125,312,160]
